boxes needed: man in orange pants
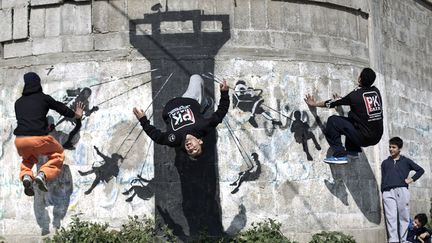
[14,72,84,196]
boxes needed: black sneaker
[200,96,214,114]
[35,172,48,192]
[22,175,34,196]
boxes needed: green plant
[44,216,119,243]
[117,215,176,243]
[310,231,356,243]
[232,218,297,243]
[44,215,176,243]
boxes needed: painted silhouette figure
[232,80,280,128]
[230,153,261,194]
[78,146,123,195]
[122,175,154,202]
[58,87,98,149]
[290,110,321,161]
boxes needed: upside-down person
[133,74,229,158]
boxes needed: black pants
[325,115,364,157]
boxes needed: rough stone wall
[0,0,430,242]
[380,0,432,216]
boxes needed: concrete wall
[0,0,430,242]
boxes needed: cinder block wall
[0,0,430,242]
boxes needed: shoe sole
[35,177,48,192]
[23,179,34,196]
[323,160,348,164]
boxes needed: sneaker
[35,172,48,192]
[323,156,348,164]
[200,96,214,114]
[22,175,34,196]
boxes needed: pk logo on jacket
[363,91,382,121]
[168,105,196,131]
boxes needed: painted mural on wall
[230,79,322,161]
[0,0,387,239]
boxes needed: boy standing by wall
[14,72,83,196]
[381,137,425,243]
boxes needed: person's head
[413,213,428,229]
[111,153,124,162]
[358,68,376,87]
[184,134,203,158]
[389,137,403,158]
[81,87,92,99]
[23,72,42,95]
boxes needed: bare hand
[304,94,317,107]
[220,80,229,92]
[133,107,146,120]
[419,232,429,240]
[405,177,413,184]
[74,101,85,119]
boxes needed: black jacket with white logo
[139,90,229,147]
[326,86,383,145]
[14,83,76,136]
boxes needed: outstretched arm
[304,93,350,108]
[304,94,327,108]
[208,80,230,127]
[133,107,180,146]
[47,95,83,119]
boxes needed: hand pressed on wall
[133,107,146,120]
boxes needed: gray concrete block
[61,3,91,35]
[250,0,266,30]
[268,1,283,30]
[328,38,351,57]
[198,0,215,14]
[2,0,28,8]
[63,35,93,52]
[234,30,270,49]
[31,0,63,6]
[30,8,45,38]
[45,6,61,37]
[32,37,62,54]
[0,9,12,42]
[3,41,32,58]
[94,32,129,51]
[92,0,128,33]
[127,0,151,20]
[13,6,29,40]
[233,0,250,29]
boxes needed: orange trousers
[15,135,65,181]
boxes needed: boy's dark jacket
[327,86,383,145]
[381,155,424,192]
[139,90,229,147]
[14,80,75,136]
[407,225,431,243]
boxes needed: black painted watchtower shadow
[130,10,230,239]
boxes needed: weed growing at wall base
[310,231,356,243]
[44,216,356,242]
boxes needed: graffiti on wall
[231,79,322,161]
[78,146,123,195]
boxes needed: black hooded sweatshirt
[14,80,76,136]
[139,90,229,147]
[326,85,383,145]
